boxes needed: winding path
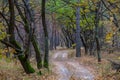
[51,50,94,80]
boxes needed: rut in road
[51,50,94,80]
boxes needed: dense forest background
[0,0,120,80]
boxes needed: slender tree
[94,1,102,62]
[76,0,82,57]
[15,0,42,69]
[41,0,49,68]
[8,0,35,74]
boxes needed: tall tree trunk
[95,1,101,62]
[18,53,35,74]
[41,0,49,69]
[15,0,42,69]
[8,0,15,43]
[76,0,82,57]
[50,14,55,50]
[8,0,35,74]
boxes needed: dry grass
[0,57,58,80]
[0,49,119,80]
[67,49,120,80]
[0,49,80,80]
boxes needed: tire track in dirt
[51,50,94,80]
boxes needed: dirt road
[51,50,94,80]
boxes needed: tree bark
[41,0,49,69]
[8,0,35,74]
[76,0,82,57]
[15,0,42,69]
[95,1,101,62]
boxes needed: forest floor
[51,49,94,80]
[0,48,120,80]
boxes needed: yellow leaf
[110,17,114,22]
[105,32,113,42]
[118,57,120,60]
[84,9,90,13]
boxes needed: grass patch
[68,49,120,80]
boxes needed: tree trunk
[76,0,81,57]
[95,1,101,62]
[41,0,49,69]
[15,0,42,69]
[18,54,35,74]
[8,0,15,43]
[8,0,35,74]
[95,37,101,62]
[31,36,42,69]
